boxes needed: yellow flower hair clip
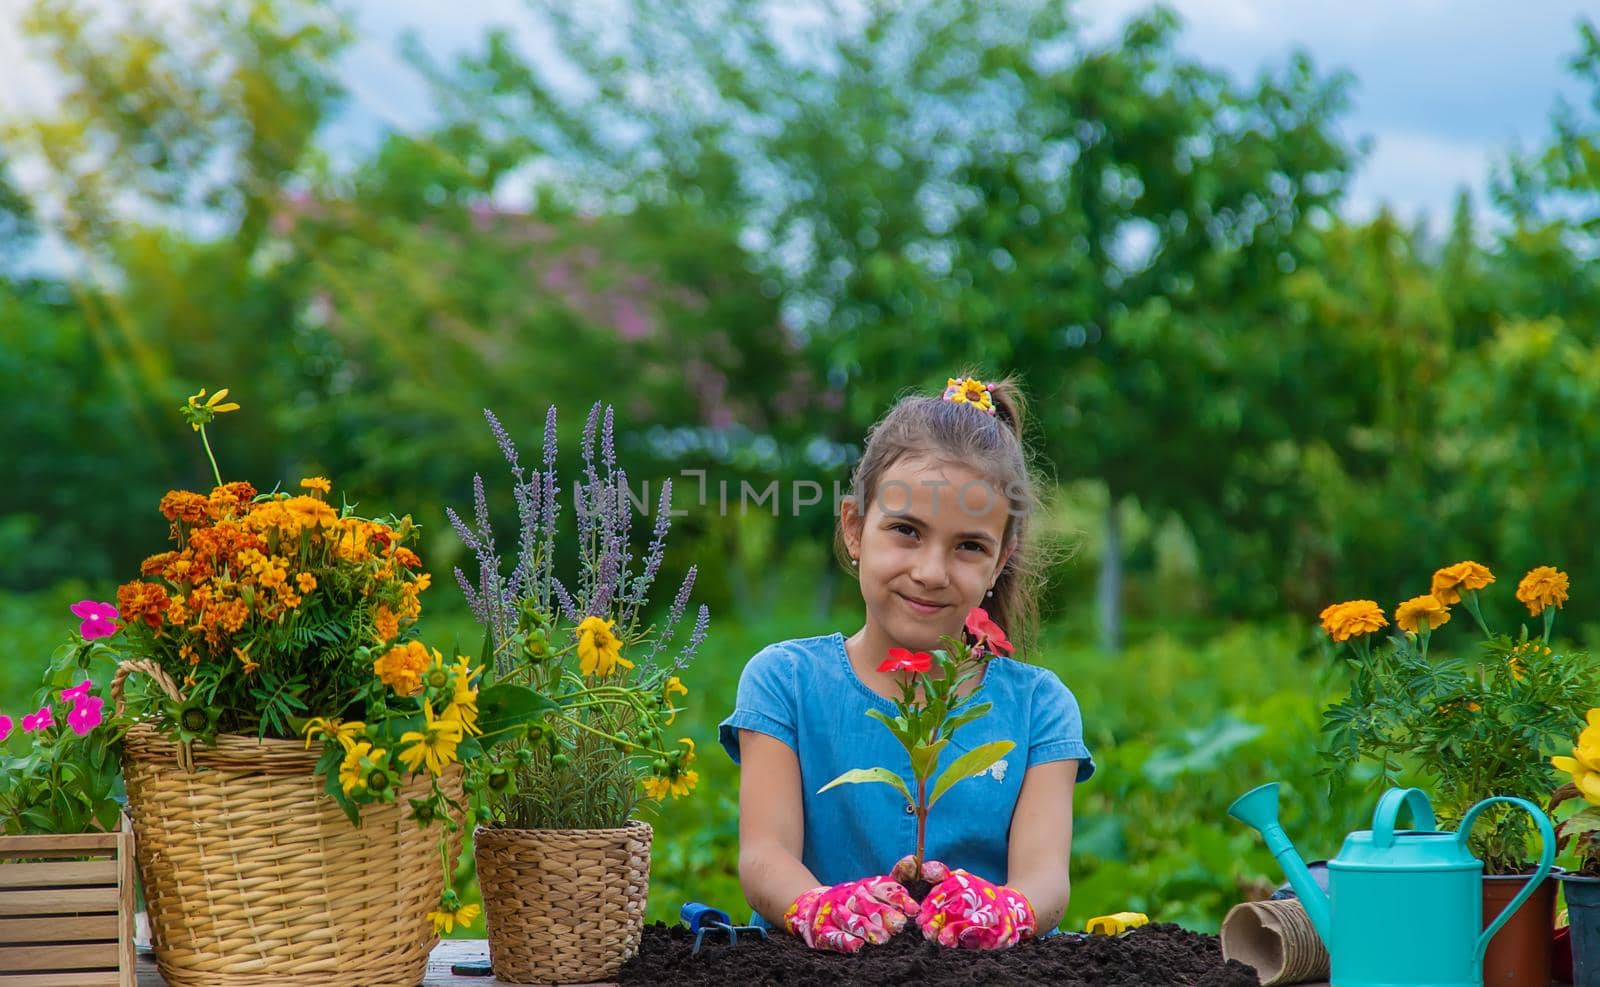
[942,376,995,415]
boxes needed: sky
[0,0,1594,241]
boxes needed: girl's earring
[986,587,994,597]
[851,557,859,567]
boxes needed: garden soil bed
[618,921,1261,986]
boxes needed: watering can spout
[1227,783,1332,942]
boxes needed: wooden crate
[0,817,135,987]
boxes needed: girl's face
[843,455,1015,651]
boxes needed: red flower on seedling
[879,648,934,674]
[963,607,1013,655]
[0,714,12,741]
[70,600,119,640]
[21,706,53,733]
[67,696,105,736]
[60,680,93,704]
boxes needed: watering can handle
[1457,796,1556,968]
[1370,787,1437,848]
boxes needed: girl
[717,372,1094,953]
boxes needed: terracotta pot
[1481,870,1557,987]
[1561,872,1600,987]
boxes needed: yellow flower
[1318,600,1388,642]
[1516,566,1569,617]
[1553,709,1600,806]
[184,387,240,430]
[644,738,699,800]
[663,675,689,725]
[296,572,317,593]
[1430,561,1496,605]
[338,741,386,796]
[303,716,367,751]
[374,640,433,696]
[441,660,481,738]
[427,902,482,936]
[1394,594,1451,634]
[300,476,332,496]
[577,615,632,677]
[400,701,464,776]
[944,376,995,413]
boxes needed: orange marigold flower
[373,604,400,644]
[374,640,433,697]
[300,476,332,496]
[296,572,317,593]
[1516,566,1569,617]
[1430,561,1496,605]
[394,547,422,569]
[117,581,173,629]
[159,490,211,525]
[141,551,180,577]
[1318,600,1388,642]
[165,597,191,626]
[1395,594,1451,634]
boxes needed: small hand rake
[681,901,769,956]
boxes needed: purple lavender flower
[552,577,581,625]
[602,405,617,473]
[679,604,711,668]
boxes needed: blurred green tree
[419,0,1362,644]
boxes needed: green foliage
[0,636,127,835]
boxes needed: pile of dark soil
[617,921,1262,986]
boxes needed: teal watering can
[1228,783,1555,987]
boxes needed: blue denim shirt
[718,632,1094,928]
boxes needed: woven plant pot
[114,660,460,987]
[475,821,653,984]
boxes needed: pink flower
[0,714,12,741]
[21,706,54,733]
[963,607,1014,655]
[70,600,120,640]
[67,695,105,736]
[878,647,934,674]
[60,680,93,703]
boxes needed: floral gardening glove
[783,875,921,953]
[915,868,1037,950]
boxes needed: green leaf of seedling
[928,740,1015,808]
[817,767,913,805]
[866,707,914,746]
[941,701,994,738]
[477,683,559,746]
[910,739,948,781]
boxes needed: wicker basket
[475,821,653,984]
[114,660,460,987]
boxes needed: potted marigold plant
[0,607,136,987]
[103,387,475,987]
[449,403,708,985]
[1320,561,1593,987]
[1549,710,1600,987]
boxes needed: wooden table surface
[133,920,618,987]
